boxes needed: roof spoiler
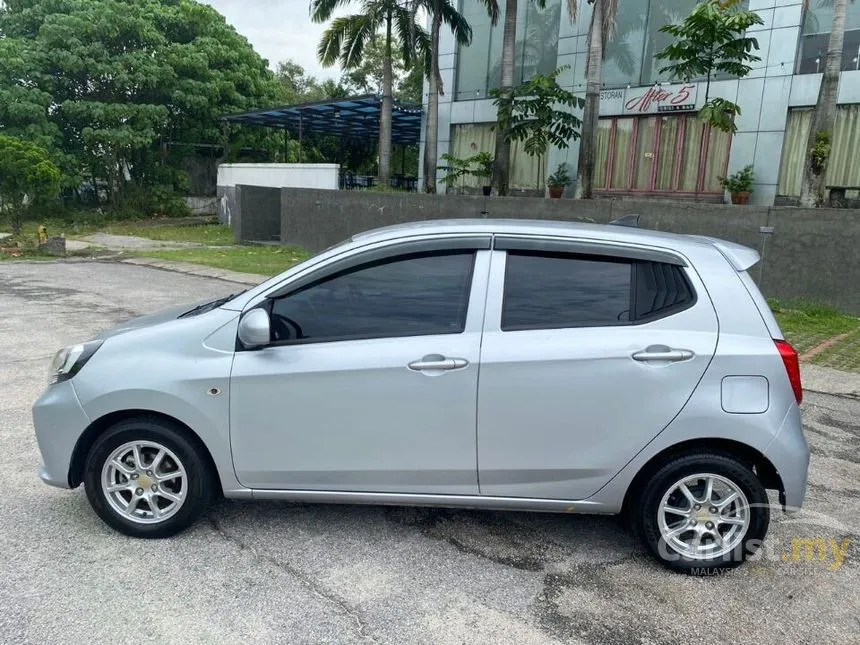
[607,217,759,271]
[693,236,761,271]
[608,214,640,228]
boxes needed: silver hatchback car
[33,219,809,573]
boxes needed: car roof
[351,218,759,270]
[354,218,693,249]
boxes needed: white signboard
[599,84,699,117]
[623,83,698,115]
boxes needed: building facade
[420,0,860,205]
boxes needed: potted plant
[547,163,572,199]
[720,165,755,204]
[470,152,494,196]
[437,153,472,194]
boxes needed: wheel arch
[622,437,783,514]
[69,409,221,493]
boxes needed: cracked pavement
[1,260,859,645]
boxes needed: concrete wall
[184,196,217,216]
[233,185,282,243]
[217,163,340,225]
[259,187,860,313]
[218,163,340,190]
[217,185,237,226]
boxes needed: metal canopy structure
[221,94,423,145]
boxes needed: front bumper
[765,403,810,511]
[32,380,91,489]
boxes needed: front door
[229,248,489,494]
[477,245,718,500]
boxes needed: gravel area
[1,260,858,645]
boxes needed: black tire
[633,452,770,574]
[83,416,212,538]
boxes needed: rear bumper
[765,403,809,511]
[32,380,91,489]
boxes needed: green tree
[799,0,850,206]
[341,36,424,101]
[0,0,281,207]
[272,57,410,174]
[0,135,61,234]
[276,60,326,103]
[492,0,582,196]
[492,67,585,191]
[312,0,428,185]
[656,0,764,133]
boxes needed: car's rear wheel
[84,417,212,538]
[634,452,770,574]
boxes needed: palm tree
[491,0,618,196]
[576,0,619,199]
[799,0,849,206]
[491,0,521,196]
[420,0,482,193]
[312,0,426,185]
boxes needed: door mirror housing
[238,308,271,348]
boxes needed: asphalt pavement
[1,260,858,645]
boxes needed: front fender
[76,388,244,495]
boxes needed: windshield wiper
[179,290,246,318]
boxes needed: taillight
[775,340,803,405]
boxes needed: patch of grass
[135,245,310,276]
[812,332,860,372]
[0,213,228,245]
[770,299,860,356]
[101,221,233,245]
[0,217,103,240]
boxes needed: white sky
[201,0,345,79]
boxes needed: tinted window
[501,251,695,330]
[270,252,475,343]
[502,252,633,330]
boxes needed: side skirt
[229,488,614,514]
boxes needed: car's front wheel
[635,452,770,574]
[83,417,212,538]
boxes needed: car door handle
[407,355,469,371]
[632,346,695,362]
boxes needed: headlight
[48,340,103,385]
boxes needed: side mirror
[238,308,271,348]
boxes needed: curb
[800,364,860,400]
[112,257,267,286]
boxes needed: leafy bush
[120,185,191,219]
[491,67,585,158]
[0,135,61,233]
[547,163,572,187]
[719,165,755,193]
[438,152,495,192]
[810,131,831,176]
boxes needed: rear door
[477,237,718,500]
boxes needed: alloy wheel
[656,472,750,560]
[100,440,187,524]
